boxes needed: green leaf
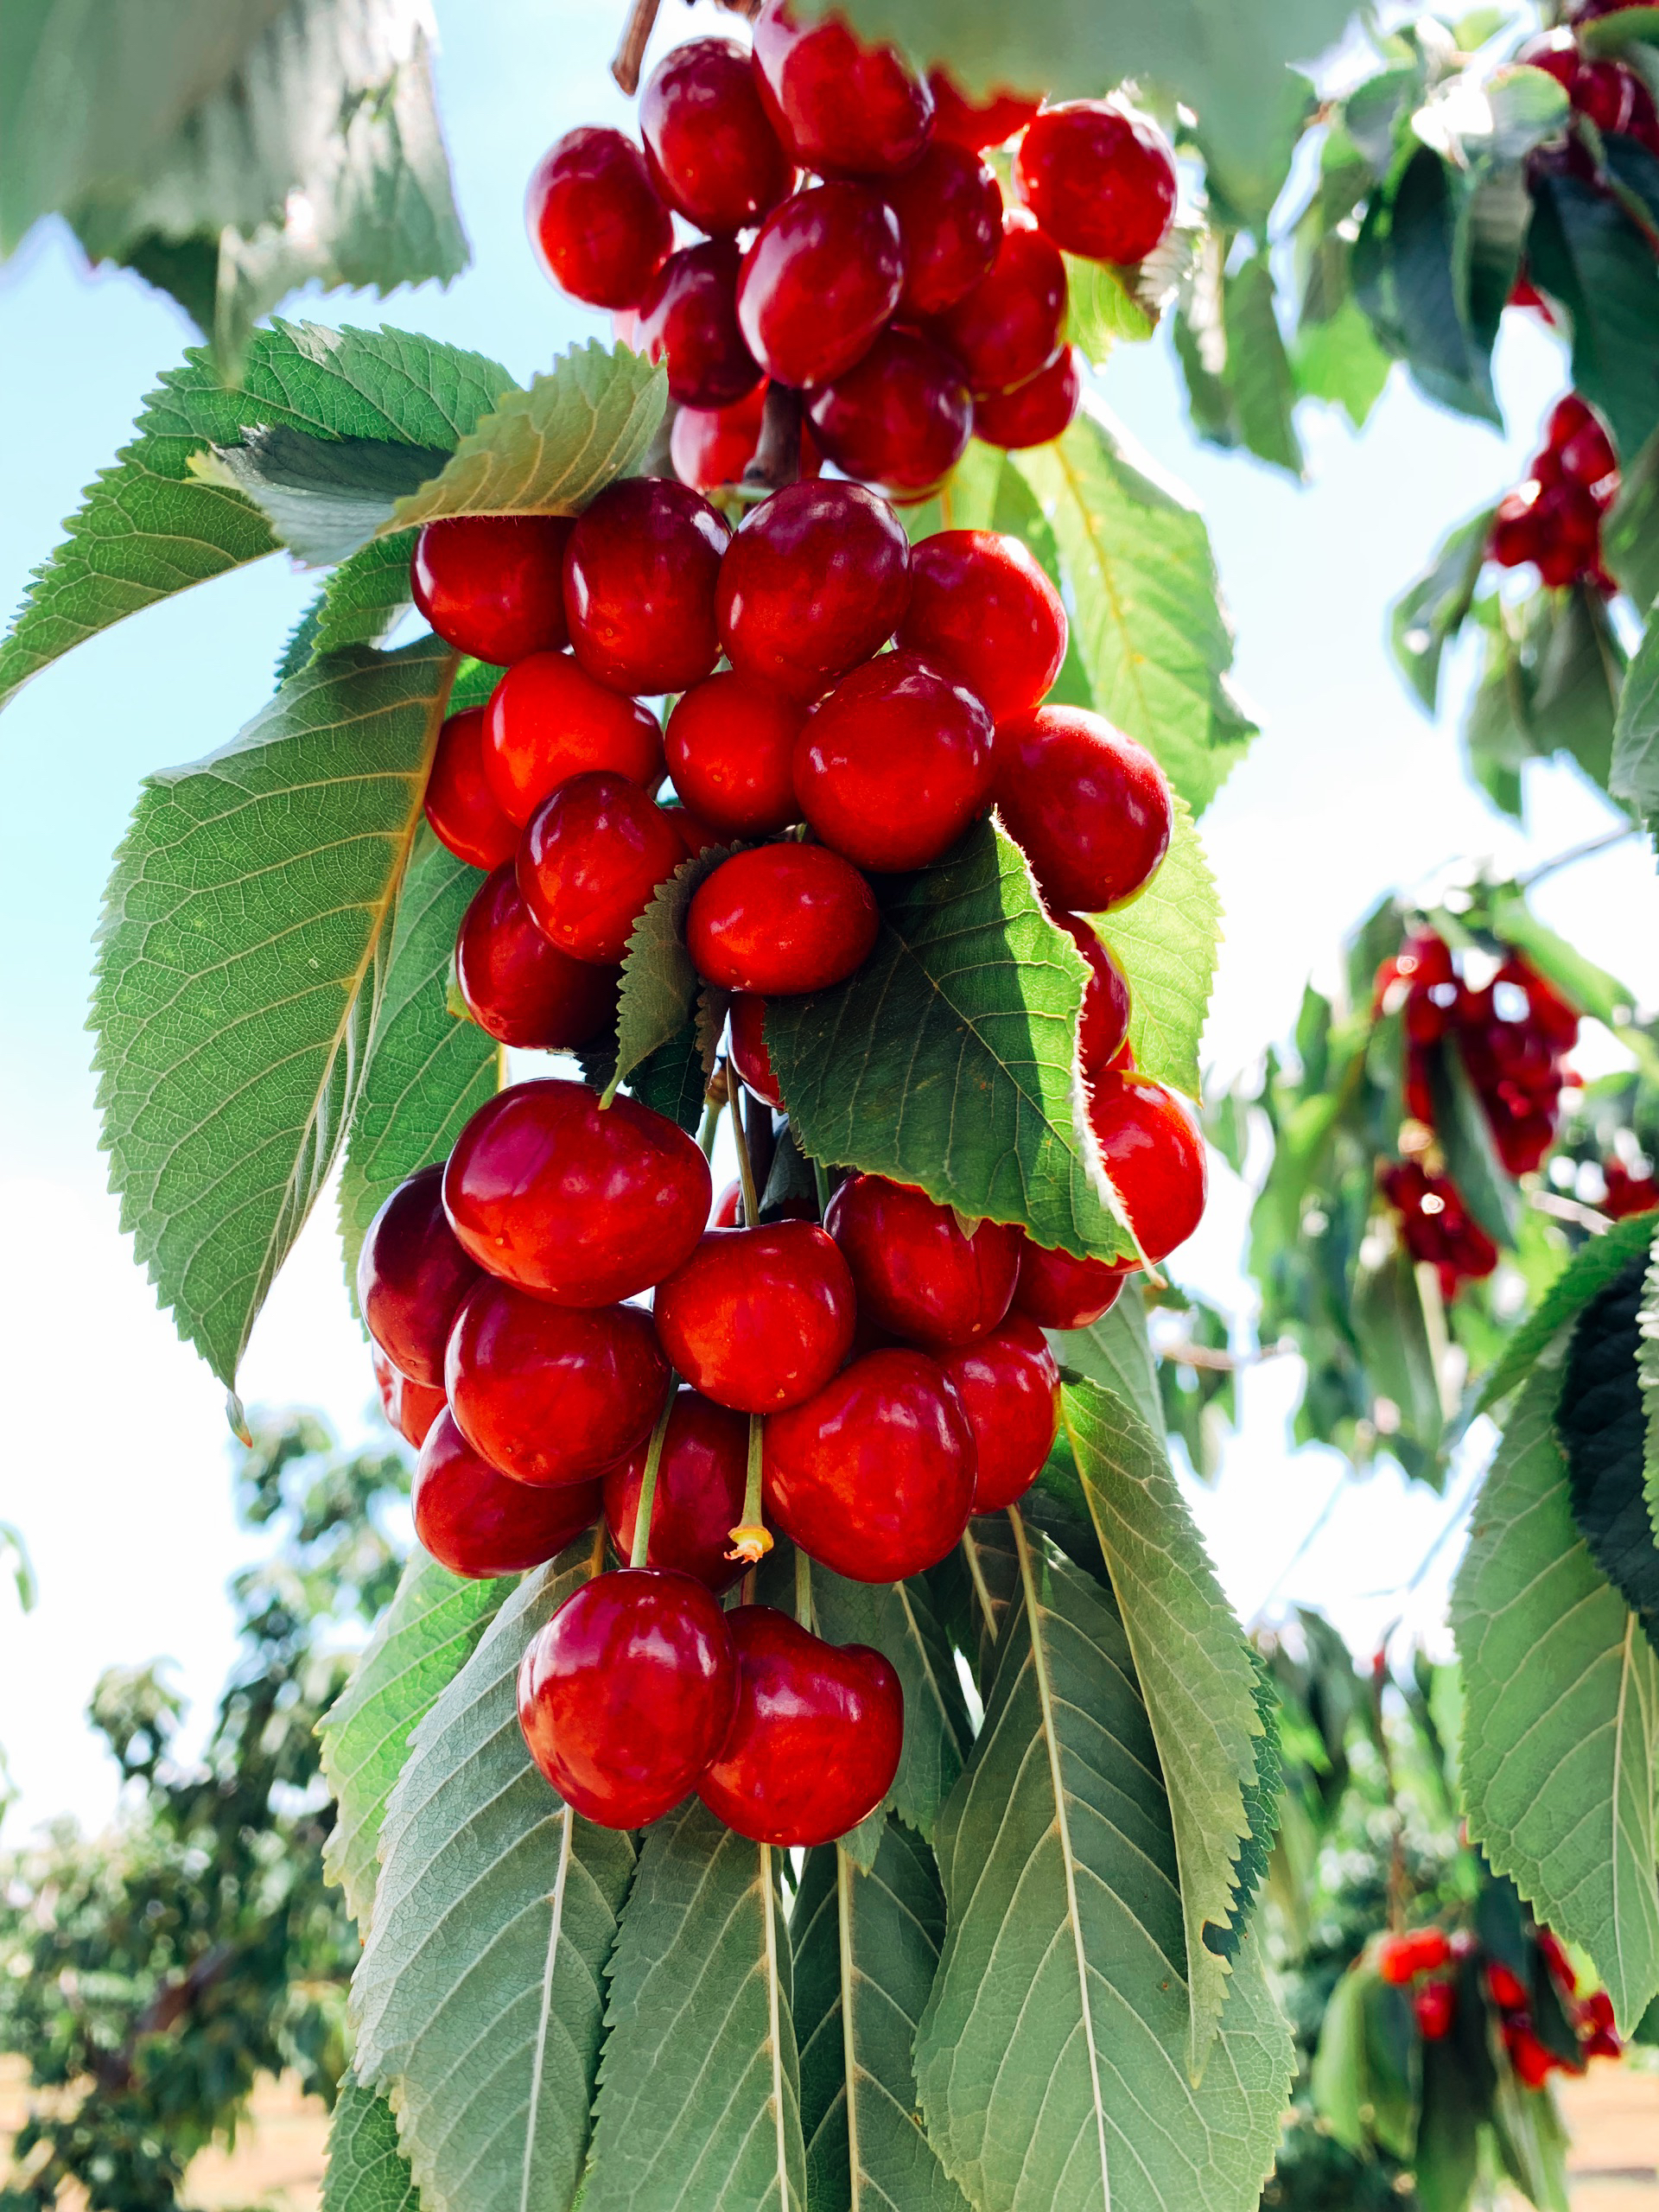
[1412,2036,1481,2212]
[1221,252,1306,479]
[1528,166,1659,463]
[1637,1224,1659,1549]
[631,1025,711,1136]
[1352,1243,1445,1452]
[584,1799,805,2212]
[321,2075,419,2212]
[899,439,1007,543]
[1308,1962,1369,2154]
[1613,598,1659,825]
[1528,581,1627,793]
[1065,254,1154,359]
[200,427,451,567]
[1089,796,1219,1100]
[1214,1656,1282,1963]
[1452,1361,1659,2034]
[1422,1035,1519,1249]
[607,844,730,1104]
[93,637,456,1387]
[1389,505,1498,715]
[794,1822,970,2212]
[1353,145,1501,424]
[1558,1257,1659,1640]
[913,1515,1294,2209]
[1051,1281,1165,1445]
[318,1550,512,1933]
[1293,295,1394,429]
[808,1571,973,1843]
[1603,422,1659,613]
[352,1548,636,2212]
[1477,1209,1659,1411]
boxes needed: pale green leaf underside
[321,2075,419,2212]
[1052,1281,1166,1445]
[810,1569,973,1844]
[1090,794,1221,1100]
[608,842,734,1102]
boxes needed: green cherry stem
[811,1158,831,1222]
[697,1090,725,1162]
[794,1543,813,1633]
[728,1067,760,1226]
[627,1379,678,1571]
[727,1412,772,1567]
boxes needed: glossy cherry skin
[1053,912,1131,1075]
[669,385,823,495]
[446,1277,669,1484]
[454,865,620,1050]
[939,1313,1060,1510]
[372,1344,447,1448]
[358,1163,482,1388]
[424,705,520,872]
[641,36,794,235]
[897,528,1066,721]
[736,182,905,390]
[518,772,690,967]
[751,0,934,177]
[793,650,993,871]
[931,208,1066,397]
[1014,103,1177,266]
[527,126,673,309]
[805,328,973,498]
[410,517,572,666]
[727,993,781,1107]
[654,1224,856,1413]
[1010,1235,1132,1331]
[995,705,1173,912]
[717,480,911,702]
[687,845,879,995]
[563,477,729,697]
[883,141,1002,316]
[665,671,803,841]
[763,1348,976,1582]
[416,1409,602,1578]
[518,1568,738,1829]
[1088,1073,1206,1263]
[443,1077,711,1304]
[697,1607,903,1847]
[635,240,762,411]
[483,652,664,826]
[927,69,1040,150]
[825,1173,1019,1348]
[603,1387,749,1592]
[974,346,1082,449]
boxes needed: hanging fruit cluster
[1489,393,1619,592]
[1374,1922,1623,2081]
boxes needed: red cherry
[927,70,1040,151]
[563,477,729,697]
[424,706,520,873]
[995,704,1173,911]
[727,993,782,1107]
[939,1313,1060,1510]
[603,1387,749,1592]
[882,142,1003,316]
[931,208,1066,397]
[1014,103,1177,266]
[415,1409,601,1578]
[410,517,572,666]
[664,671,803,841]
[1089,1073,1206,1263]
[686,844,880,994]
[634,240,763,411]
[654,1224,856,1413]
[896,528,1066,721]
[1491,488,1545,569]
[717,480,911,702]
[641,36,795,235]
[805,328,973,497]
[443,1077,711,1303]
[1011,1233,1132,1331]
[1550,395,1618,499]
[1053,912,1132,1074]
[358,1164,482,1388]
[454,865,619,1050]
[825,1173,1019,1348]
[696,1606,903,1846]
[1488,1960,1530,2012]
[372,1345,447,1449]
[735,182,905,389]
[518,1568,737,1828]
[973,346,1082,449]
[669,384,823,494]
[791,650,993,873]
[447,1277,669,1484]
[527,127,673,309]
[483,652,664,827]
[1506,2026,1558,2090]
[751,0,934,176]
[518,771,692,966]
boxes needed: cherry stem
[726,1414,772,1565]
[628,1381,677,1571]
[743,382,804,493]
[698,1092,725,1161]
[794,1545,812,1632]
[728,1069,760,1225]
[811,1159,831,1222]
[610,0,661,95]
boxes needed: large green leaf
[1612,599,1659,826]
[585,1799,805,2212]
[1389,506,1498,715]
[607,843,732,1104]
[1051,1282,1165,1444]
[913,1514,1294,2211]
[1353,146,1500,425]
[1221,251,1306,479]
[1529,165,1659,463]
[352,1548,635,2212]
[283,530,420,679]
[1089,796,1219,1101]
[1423,1035,1519,1249]
[1557,1258,1659,1641]
[1477,1209,1659,1412]
[321,2075,419,2212]
[1452,1361,1659,2033]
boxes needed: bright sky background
[3,0,1656,1840]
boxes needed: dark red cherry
[664,671,803,841]
[483,652,664,826]
[424,705,521,872]
[931,208,1066,397]
[805,328,972,498]
[603,1387,749,1592]
[1088,1072,1207,1262]
[751,0,934,176]
[669,384,824,494]
[927,70,1040,151]
[454,865,619,1050]
[938,1313,1059,1510]
[410,516,572,666]
[883,141,1002,316]
[697,1607,902,1846]
[793,649,993,871]
[686,844,879,994]
[763,1348,976,1582]
[563,477,729,697]
[1014,103,1177,266]
[443,1077,711,1303]
[1010,1234,1132,1331]
[634,240,763,411]
[654,1224,856,1413]
[518,1568,737,1828]
[447,1277,669,1484]
[372,1344,447,1448]
[527,127,673,309]
[995,705,1173,912]
[518,771,692,966]
[416,1409,602,1578]
[717,480,911,702]
[358,1163,482,1388]
[973,346,1082,449]
[735,183,905,389]
[727,993,782,1107]
[897,528,1066,721]
[825,1173,1019,1348]
[641,36,795,235]
[1053,912,1131,1075]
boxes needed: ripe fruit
[995,705,1173,911]
[697,1607,903,1846]
[664,671,803,840]
[634,240,762,410]
[805,328,974,497]
[751,0,934,177]
[1054,913,1132,1074]
[1089,1074,1207,1263]
[882,142,1003,316]
[446,1278,669,1484]
[735,182,905,388]
[640,37,794,235]
[792,650,993,871]
[974,346,1082,449]
[896,529,1067,721]
[415,1410,602,1579]
[1414,1982,1456,2041]
[563,478,728,696]
[518,1569,737,1828]
[443,1078,711,1304]
[717,480,911,701]
[653,1224,856,1412]
[1378,1927,1454,1984]
[603,1388,749,1592]
[424,705,520,872]
[527,126,673,308]
[727,994,781,1107]
[1011,1234,1131,1331]
[939,1314,1061,1510]
[518,771,692,965]
[410,517,572,666]
[931,208,1066,397]
[669,385,823,494]
[1013,103,1178,266]
[358,1163,481,1388]
[825,1173,1020,1347]
[763,1347,976,1581]
[687,844,880,994]
[373,1345,447,1449]
[1381,1160,1498,1302]
[482,651,664,826]
[927,69,1039,150]
[1487,1961,1530,2012]
[454,865,620,1051]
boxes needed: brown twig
[611,0,663,95]
[743,381,804,491]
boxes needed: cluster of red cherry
[525,0,1176,496]
[1523,9,1659,156]
[1489,393,1619,592]
[1376,1924,1622,2081]
[1602,1155,1659,1217]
